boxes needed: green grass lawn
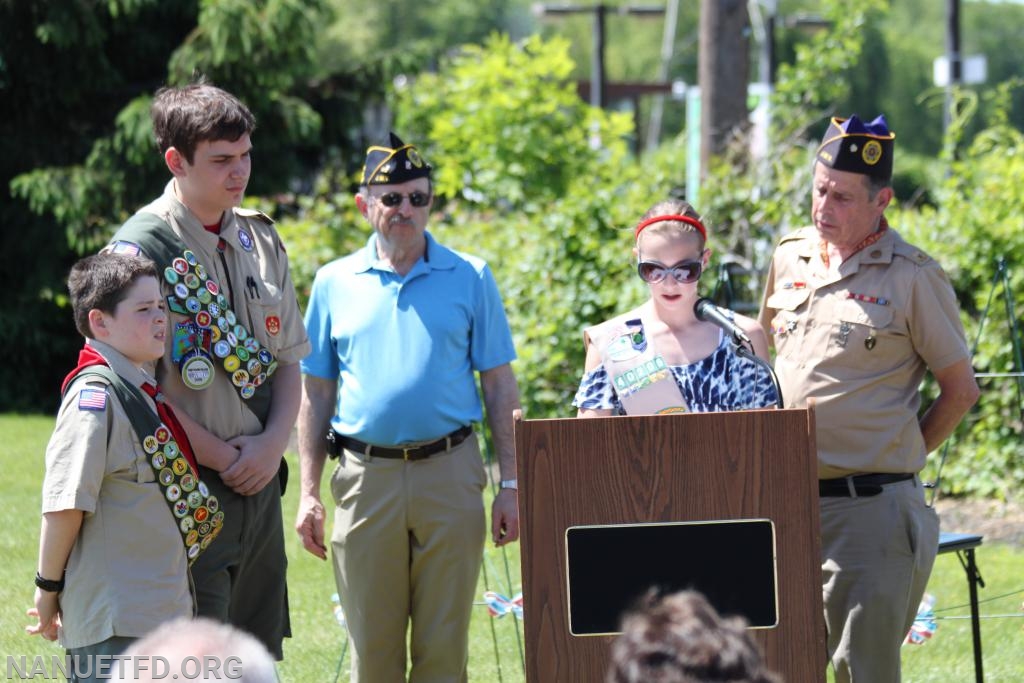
[2,414,1021,681]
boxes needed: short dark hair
[608,590,782,683]
[68,253,158,339]
[865,172,891,200]
[151,80,256,164]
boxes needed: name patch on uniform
[78,388,107,411]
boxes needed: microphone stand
[731,337,785,410]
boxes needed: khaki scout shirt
[42,340,192,649]
[134,180,310,440]
[758,226,969,478]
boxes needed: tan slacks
[330,435,487,683]
[821,476,940,683]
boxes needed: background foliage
[4,0,1023,495]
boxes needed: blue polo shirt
[301,232,516,444]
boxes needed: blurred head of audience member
[119,617,276,682]
[608,590,783,683]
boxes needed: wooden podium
[514,409,825,682]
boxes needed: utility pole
[698,0,750,182]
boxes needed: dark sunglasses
[374,191,431,208]
[637,259,703,284]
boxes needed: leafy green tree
[0,0,198,410]
[895,83,1024,497]
[4,0,329,411]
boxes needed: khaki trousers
[821,477,939,683]
[330,435,487,683]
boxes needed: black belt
[819,472,915,498]
[326,425,473,461]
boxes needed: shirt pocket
[824,299,897,368]
[765,289,810,352]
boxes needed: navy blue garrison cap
[816,114,895,181]
[361,132,432,186]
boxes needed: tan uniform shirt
[758,226,969,478]
[42,340,192,649]
[136,180,310,439]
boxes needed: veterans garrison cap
[816,114,895,182]
[361,132,432,186]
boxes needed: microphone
[694,297,752,346]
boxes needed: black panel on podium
[565,519,778,635]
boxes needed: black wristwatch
[35,572,65,593]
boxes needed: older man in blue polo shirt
[295,133,521,682]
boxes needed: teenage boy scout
[758,114,979,682]
[105,82,309,659]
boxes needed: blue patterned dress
[573,330,779,414]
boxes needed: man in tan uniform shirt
[758,114,979,682]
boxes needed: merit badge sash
[65,365,223,565]
[110,212,276,425]
[592,313,688,415]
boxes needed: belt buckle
[403,446,413,461]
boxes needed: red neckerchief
[820,217,889,270]
[140,383,199,473]
[61,344,109,394]
[62,343,199,473]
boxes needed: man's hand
[491,488,520,546]
[26,591,60,641]
[295,493,328,560]
[221,434,283,495]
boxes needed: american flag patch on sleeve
[78,388,107,411]
[108,241,142,255]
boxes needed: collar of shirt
[163,180,244,252]
[356,231,458,278]
[819,217,891,270]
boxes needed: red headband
[634,214,707,241]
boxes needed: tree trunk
[698,0,751,179]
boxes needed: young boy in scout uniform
[28,253,217,681]
[104,81,309,659]
[758,114,980,682]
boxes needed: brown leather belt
[819,472,915,498]
[326,425,473,461]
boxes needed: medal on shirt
[180,350,215,390]
[173,322,215,391]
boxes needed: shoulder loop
[778,226,815,245]
[891,238,934,266]
[234,207,274,225]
